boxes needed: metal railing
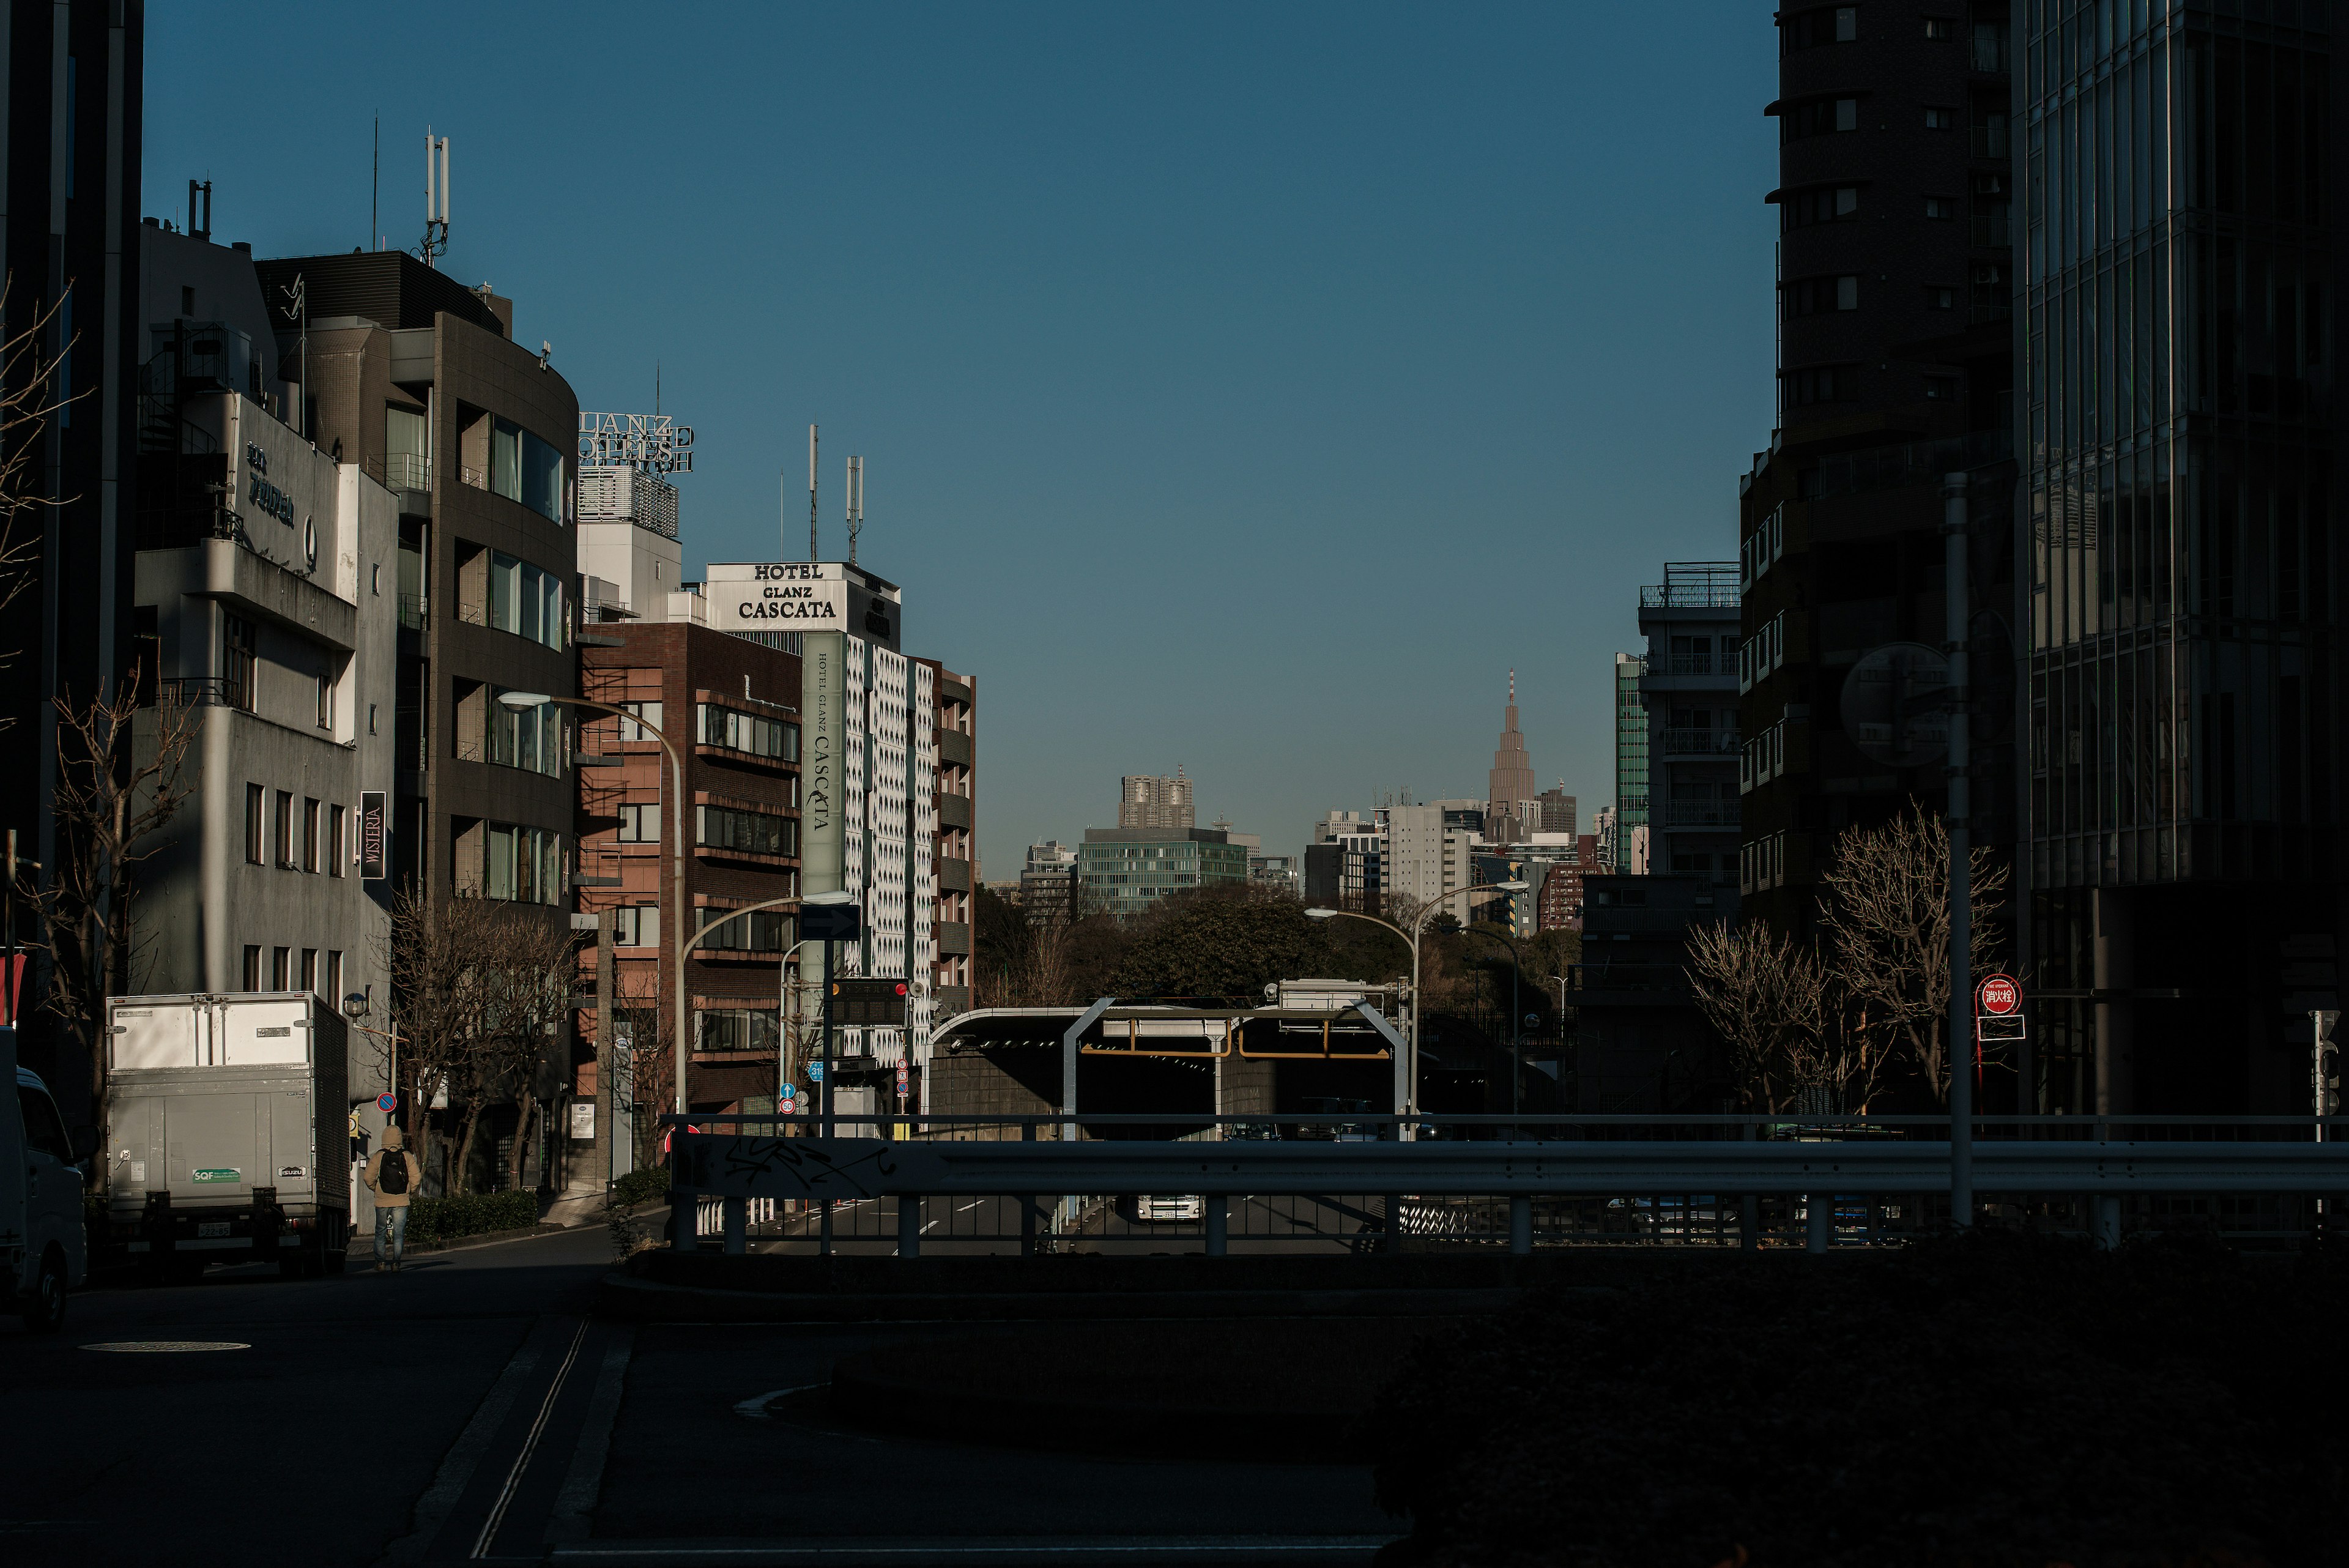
[658,1113,2349,1258]
[397,593,428,630]
[1658,727,1738,754]
[158,675,246,710]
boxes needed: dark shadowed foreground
[1368,1230,2344,1568]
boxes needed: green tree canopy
[1110,888,1367,1005]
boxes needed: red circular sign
[1977,974,2021,1016]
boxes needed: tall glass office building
[1614,652,1650,835]
[2020,1,2342,1114]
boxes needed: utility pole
[1943,472,1973,1228]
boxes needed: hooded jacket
[363,1126,423,1209]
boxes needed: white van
[2,1025,90,1332]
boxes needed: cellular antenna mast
[422,128,450,268]
[845,455,863,567]
[806,424,819,562]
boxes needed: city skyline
[141,1,1779,873]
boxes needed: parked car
[4,1026,91,1331]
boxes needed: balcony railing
[366,452,431,492]
[1659,728,1739,756]
[1663,655,1720,677]
[398,593,428,630]
[157,675,246,711]
[459,464,488,491]
[1661,804,1737,827]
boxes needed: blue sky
[146,2,1779,874]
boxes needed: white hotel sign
[701,562,846,626]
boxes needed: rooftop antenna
[187,179,210,243]
[371,115,378,251]
[806,423,819,562]
[422,128,450,269]
[845,455,863,567]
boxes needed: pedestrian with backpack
[363,1124,421,1272]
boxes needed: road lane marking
[80,1340,249,1352]
[472,1315,592,1558]
[732,1381,826,1420]
[380,1320,546,1564]
[546,1326,636,1546]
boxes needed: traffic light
[832,978,911,1027]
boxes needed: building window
[696,805,795,858]
[617,802,661,843]
[1784,6,1857,50]
[1787,275,1860,316]
[327,950,343,1005]
[488,550,565,650]
[1924,376,1961,400]
[245,784,265,864]
[225,614,257,713]
[1924,16,1955,40]
[1784,97,1860,140]
[488,688,563,777]
[1784,185,1860,229]
[242,946,262,990]
[300,948,318,995]
[302,798,321,872]
[697,703,798,762]
[329,803,346,877]
[1784,364,1859,406]
[696,1009,780,1055]
[1928,285,1957,310]
[616,700,663,741]
[1924,195,1956,220]
[613,905,660,948]
[316,672,333,730]
[1924,106,1956,130]
[484,822,563,905]
[274,790,295,868]
[272,947,291,990]
[699,907,793,953]
[489,417,568,525]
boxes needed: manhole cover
[80,1341,250,1353]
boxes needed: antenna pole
[807,424,819,562]
[371,115,379,251]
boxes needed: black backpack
[377,1148,409,1196]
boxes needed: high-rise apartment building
[1119,770,1195,829]
[4,0,146,1112]
[1383,800,1486,913]
[1641,563,1743,899]
[257,252,583,925]
[1485,672,1540,843]
[1614,653,1650,858]
[1536,786,1577,835]
[2015,5,2345,1117]
[1304,810,1383,912]
[1019,841,1078,912]
[1735,4,2018,929]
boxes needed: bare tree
[31,673,199,1135]
[383,888,501,1194]
[1686,919,1833,1113]
[453,910,576,1194]
[1817,802,2009,1105]
[610,967,675,1172]
[0,280,84,702]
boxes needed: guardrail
[656,1113,2349,1259]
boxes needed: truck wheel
[278,1254,306,1280]
[21,1247,66,1333]
[322,1235,346,1276]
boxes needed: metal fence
[658,1113,2349,1257]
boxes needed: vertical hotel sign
[801,633,844,895]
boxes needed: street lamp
[1461,926,1534,1133]
[500,691,688,1117]
[1308,879,1527,1134]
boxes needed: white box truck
[1,1024,90,1331]
[105,993,352,1279]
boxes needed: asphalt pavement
[0,1216,1403,1567]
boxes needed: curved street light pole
[1309,879,1526,1136]
[1461,926,1531,1134]
[502,692,688,1118]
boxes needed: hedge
[404,1189,539,1245]
[611,1166,670,1208]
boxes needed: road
[0,1218,1399,1566]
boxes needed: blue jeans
[374,1205,409,1263]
